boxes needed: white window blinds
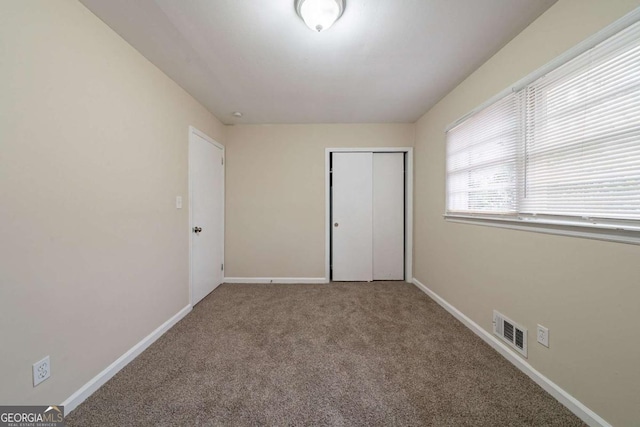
[446,93,520,214]
[522,22,640,221]
[446,16,640,230]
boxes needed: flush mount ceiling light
[295,0,345,33]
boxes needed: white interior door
[332,152,373,281]
[190,130,224,305]
[373,153,404,280]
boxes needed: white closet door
[332,152,373,281]
[373,153,404,280]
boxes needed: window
[447,93,520,215]
[445,14,640,242]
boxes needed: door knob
[334,223,339,227]
[193,226,202,234]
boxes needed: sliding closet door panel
[332,152,373,281]
[373,153,404,280]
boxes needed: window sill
[444,214,640,246]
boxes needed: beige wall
[413,0,640,425]
[0,1,224,405]
[224,124,414,278]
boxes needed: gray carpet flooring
[66,282,584,426]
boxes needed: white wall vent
[493,310,527,358]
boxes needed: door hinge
[221,263,224,271]
[221,157,224,165]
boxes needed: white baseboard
[224,277,329,284]
[411,278,610,427]
[61,304,192,414]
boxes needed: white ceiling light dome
[295,0,345,33]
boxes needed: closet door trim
[325,147,413,283]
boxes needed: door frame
[188,126,225,306]
[325,147,413,283]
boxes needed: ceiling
[80,0,557,124]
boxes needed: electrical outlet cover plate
[537,325,549,347]
[33,356,50,387]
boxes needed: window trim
[444,214,640,246]
[443,7,640,246]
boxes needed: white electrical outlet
[176,196,183,209]
[33,356,50,387]
[537,325,549,348]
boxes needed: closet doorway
[325,148,413,282]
